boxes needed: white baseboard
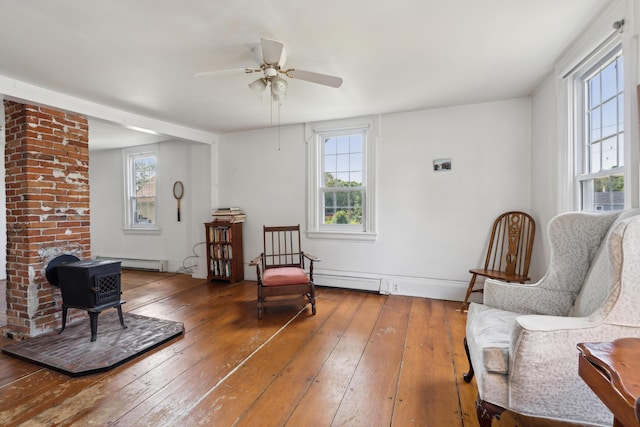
[96,256,168,272]
[313,268,482,303]
[314,272,381,292]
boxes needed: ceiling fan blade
[261,38,286,66]
[193,67,249,78]
[288,69,343,88]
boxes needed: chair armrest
[301,252,319,282]
[249,255,263,266]
[249,254,264,284]
[483,279,575,316]
[515,313,597,332]
[302,252,320,262]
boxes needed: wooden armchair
[249,225,319,319]
[461,211,535,310]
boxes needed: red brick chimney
[3,100,90,339]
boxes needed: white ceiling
[0,0,611,150]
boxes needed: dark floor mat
[2,311,184,376]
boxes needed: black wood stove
[46,255,126,342]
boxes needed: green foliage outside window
[323,173,363,225]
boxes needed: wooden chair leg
[460,273,478,311]
[476,397,505,427]
[309,284,316,315]
[257,286,264,320]
[463,337,475,382]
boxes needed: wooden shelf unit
[205,221,244,283]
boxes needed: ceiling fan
[196,38,343,103]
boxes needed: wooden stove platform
[1,311,184,376]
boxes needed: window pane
[601,98,617,138]
[617,57,624,93]
[323,192,336,219]
[324,154,336,173]
[350,153,362,173]
[336,153,349,171]
[133,198,155,224]
[589,107,601,142]
[618,93,624,131]
[336,136,349,154]
[581,175,624,211]
[618,134,624,167]
[134,157,156,195]
[324,137,336,154]
[322,189,363,224]
[588,74,600,108]
[350,135,363,153]
[324,172,336,187]
[601,136,618,170]
[601,61,617,100]
[336,172,350,185]
[350,171,363,184]
[590,141,601,173]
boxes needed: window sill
[306,230,377,242]
[122,227,162,235]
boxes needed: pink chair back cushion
[262,267,309,287]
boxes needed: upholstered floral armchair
[463,209,640,427]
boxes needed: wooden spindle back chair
[461,211,535,311]
[250,225,319,319]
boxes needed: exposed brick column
[3,101,90,339]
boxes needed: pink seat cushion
[262,267,309,287]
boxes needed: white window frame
[306,116,377,241]
[557,0,638,212]
[123,144,160,232]
[575,44,624,211]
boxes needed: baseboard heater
[95,256,168,272]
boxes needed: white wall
[529,73,558,280]
[218,98,532,300]
[90,140,212,275]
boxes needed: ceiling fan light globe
[248,78,267,95]
[270,77,288,97]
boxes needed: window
[323,133,364,225]
[557,1,638,213]
[577,48,625,211]
[124,145,159,230]
[307,117,377,241]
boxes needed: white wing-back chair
[463,209,640,427]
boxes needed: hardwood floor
[0,271,578,426]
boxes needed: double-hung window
[560,4,638,213]
[322,132,364,225]
[307,117,377,241]
[577,48,625,211]
[124,145,159,230]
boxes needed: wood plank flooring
[0,271,579,426]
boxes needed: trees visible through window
[307,117,377,241]
[322,134,363,225]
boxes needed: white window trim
[123,144,161,233]
[556,0,638,212]
[305,116,378,241]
